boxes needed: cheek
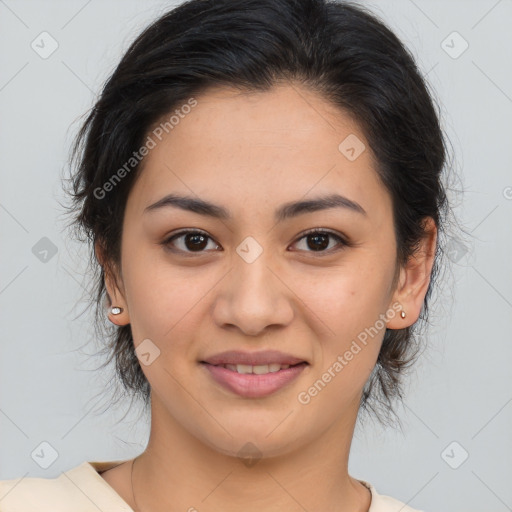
[121,262,209,393]
[120,243,176,337]
[294,272,386,409]
[290,257,393,378]
[291,261,391,331]
[121,248,218,352]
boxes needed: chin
[194,420,305,461]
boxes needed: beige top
[0,460,424,512]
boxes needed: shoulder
[0,461,133,512]
[359,479,427,512]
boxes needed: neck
[129,395,371,512]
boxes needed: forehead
[126,83,391,223]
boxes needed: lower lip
[201,363,307,398]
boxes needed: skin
[95,82,437,512]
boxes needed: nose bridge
[213,235,293,335]
[233,235,278,306]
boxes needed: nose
[211,248,294,337]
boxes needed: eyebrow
[143,192,367,221]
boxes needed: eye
[162,228,348,256]
[162,229,221,254]
[290,229,348,254]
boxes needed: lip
[201,361,308,398]
[201,350,307,366]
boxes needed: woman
[0,0,453,510]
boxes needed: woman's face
[105,83,411,458]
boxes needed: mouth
[199,358,308,398]
[200,362,307,374]
[200,349,308,368]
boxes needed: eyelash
[161,228,349,256]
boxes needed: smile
[215,363,293,374]
[201,362,308,398]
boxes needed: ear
[386,217,437,329]
[94,240,130,326]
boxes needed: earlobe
[108,304,128,326]
[387,217,437,329]
[105,273,130,326]
[95,240,130,326]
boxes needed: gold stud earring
[110,306,124,315]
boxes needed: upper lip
[201,350,307,366]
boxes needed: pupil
[186,233,207,251]
[308,233,328,251]
[183,233,329,252]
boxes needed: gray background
[1,1,511,511]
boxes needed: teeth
[236,364,253,374]
[220,363,292,374]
